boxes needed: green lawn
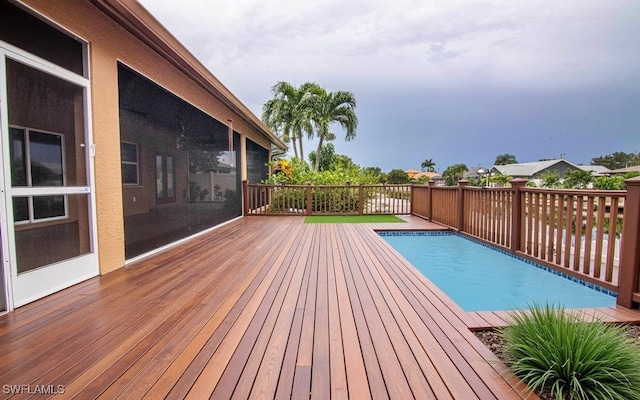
[304,215,406,224]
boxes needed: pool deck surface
[0,215,638,399]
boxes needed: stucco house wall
[17,0,281,274]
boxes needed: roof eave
[89,0,287,150]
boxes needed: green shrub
[385,188,411,200]
[594,175,627,190]
[386,169,410,184]
[501,303,640,400]
[270,187,306,212]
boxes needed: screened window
[246,139,270,184]
[156,154,176,203]
[121,142,139,185]
[9,127,66,223]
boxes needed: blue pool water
[380,232,616,311]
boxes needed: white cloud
[143,0,638,92]
[138,0,640,170]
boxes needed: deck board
[1,216,638,399]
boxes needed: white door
[1,45,98,308]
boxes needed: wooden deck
[0,216,638,399]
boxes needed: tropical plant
[490,174,512,187]
[442,163,468,186]
[308,142,336,172]
[563,169,593,189]
[494,153,518,165]
[593,172,640,190]
[501,303,640,400]
[421,158,436,172]
[539,171,561,188]
[304,86,358,171]
[263,157,377,186]
[386,169,410,184]
[468,178,482,187]
[262,81,318,161]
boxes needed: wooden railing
[431,186,458,228]
[411,178,640,309]
[464,187,512,249]
[243,182,411,216]
[242,178,640,308]
[519,188,625,288]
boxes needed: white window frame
[121,141,139,186]
[10,125,68,225]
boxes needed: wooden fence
[243,182,412,216]
[412,178,640,309]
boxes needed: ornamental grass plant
[501,303,640,400]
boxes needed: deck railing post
[428,180,435,220]
[457,180,469,232]
[410,183,415,215]
[306,183,312,216]
[617,177,640,308]
[510,178,528,254]
[242,180,249,216]
[359,184,364,215]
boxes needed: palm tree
[442,163,468,186]
[494,153,518,166]
[261,82,316,161]
[421,159,436,172]
[304,86,358,171]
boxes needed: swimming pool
[379,232,616,312]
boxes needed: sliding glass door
[1,47,98,308]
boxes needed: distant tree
[362,166,382,176]
[386,169,410,184]
[494,153,518,166]
[362,167,385,183]
[563,169,593,189]
[332,154,358,171]
[442,163,468,186]
[421,158,436,172]
[591,151,639,170]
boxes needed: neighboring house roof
[463,166,490,179]
[413,171,441,180]
[408,170,443,181]
[577,165,611,176]
[89,0,287,150]
[609,165,640,174]
[491,159,578,177]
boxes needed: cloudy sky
[138,0,639,172]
